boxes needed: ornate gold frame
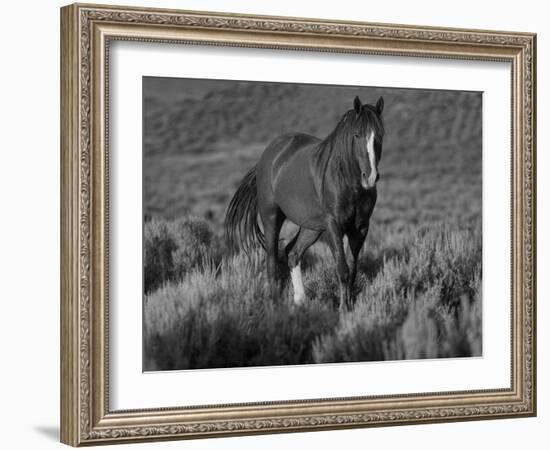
[60,2,537,446]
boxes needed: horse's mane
[314,105,385,190]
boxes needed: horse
[224,96,385,310]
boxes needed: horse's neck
[314,137,358,197]
[328,139,359,179]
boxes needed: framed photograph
[60,3,537,446]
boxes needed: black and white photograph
[142,77,482,371]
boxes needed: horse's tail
[224,166,265,254]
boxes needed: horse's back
[261,133,320,165]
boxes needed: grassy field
[142,78,482,370]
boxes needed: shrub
[144,216,222,293]
[312,225,482,364]
[143,251,338,370]
[143,217,482,369]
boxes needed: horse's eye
[353,134,360,138]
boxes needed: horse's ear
[353,96,362,115]
[376,96,384,115]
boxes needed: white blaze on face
[366,131,377,187]
[291,265,306,305]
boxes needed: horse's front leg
[327,220,350,311]
[348,225,368,298]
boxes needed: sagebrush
[143,216,481,370]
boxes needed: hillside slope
[143,79,482,237]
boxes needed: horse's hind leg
[259,205,285,294]
[287,228,321,305]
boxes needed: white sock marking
[291,265,306,305]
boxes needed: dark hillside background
[143,78,482,241]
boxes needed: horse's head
[351,96,384,190]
